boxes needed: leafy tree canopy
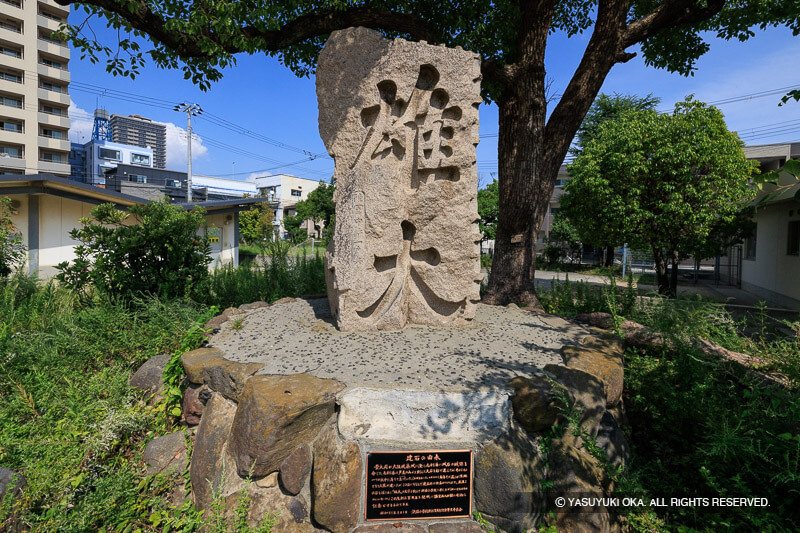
[295,181,335,231]
[574,92,660,151]
[477,179,499,241]
[561,97,756,296]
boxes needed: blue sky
[66,11,800,186]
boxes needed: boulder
[543,364,606,437]
[181,347,262,401]
[204,315,228,331]
[507,375,561,434]
[354,524,428,532]
[190,393,242,510]
[561,335,624,407]
[595,411,631,470]
[182,383,205,425]
[129,353,170,400]
[143,431,187,476]
[474,427,542,533]
[279,444,311,496]
[229,374,344,477]
[311,425,362,533]
[221,484,314,533]
[0,467,25,506]
[547,430,618,533]
[428,522,485,533]
[239,301,270,311]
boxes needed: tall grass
[538,276,800,531]
[200,240,326,308]
[0,275,207,531]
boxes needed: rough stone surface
[338,387,510,442]
[255,472,278,489]
[548,430,618,533]
[474,428,542,533]
[229,374,344,477]
[190,393,241,510]
[182,383,205,425]
[428,522,485,533]
[0,467,25,506]
[543,364,606,437]
[317,27,483,331]
[595,411,631,470]
[354,524,428,532]
[239,301,270,311]
[562,335,624,407]
[222,484,314,533]
[143,431,187,476]
[181,347,262,401]
[508,375,560,434]
[213,298,576,391]
[204,314,228,331]
[279,444,311,495]
[129,353,170,399]
[312,425,362,533]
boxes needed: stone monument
[317,27,484,331]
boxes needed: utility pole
[174,102,203,202]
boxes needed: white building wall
[741,201,800,307]
[84,140,154,185]
[254,174,325,238]
[192,175,257,198]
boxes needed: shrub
[56,199,211,300]
[0,197,26,277]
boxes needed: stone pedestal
[182,298,629,533]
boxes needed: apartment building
[109,114,167,169]
[0,0,70,177]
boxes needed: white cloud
[69,100,94,144]
[164,122,209,170]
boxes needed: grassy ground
[1,252,327,531]
[539,277,800,531]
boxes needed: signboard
[365,450,472,521]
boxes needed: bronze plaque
[365,450,472,521]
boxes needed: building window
[40,81,66,93]
[40,58,65,70]
[0,168,24,175]
[41,128,64,139]
[41,152,64,163]
[39,10,65,23]
[131,153,150,166]
[0,70,22,83]
[98,148,121,161]
[550,207,560,215]
[167,179,181,188]
[788,220,800,256]
[0,145,22,158]
[0,19,22,33]
[555,178,567,187]
[745,224,757,260]
[129,174,147,183]
[40,104,66,116]
[0,45,21,59]
[1,95,22,108]
[291,189,302,197]
[0,120,22,133]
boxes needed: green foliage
[0,197,26,278]
[477,179,499,241]
[573,92,660,152]
[281,213,305,243]
[0,274,208,531]
[562,97,756,295]
[196,241,326,309]
[541,278,800,531]
[56,199,212,301]
[238,199,276,244]
[295,181,335,238]
[206,477,276,533]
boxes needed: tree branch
[55,1,443,57]
[623,0,727,47]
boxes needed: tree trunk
[604,245,615,267]
[669,249,680,298]
[652,247,671,297]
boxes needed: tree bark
[604,245,615,267]
[652,247,671,297]
[669,248,680,298]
